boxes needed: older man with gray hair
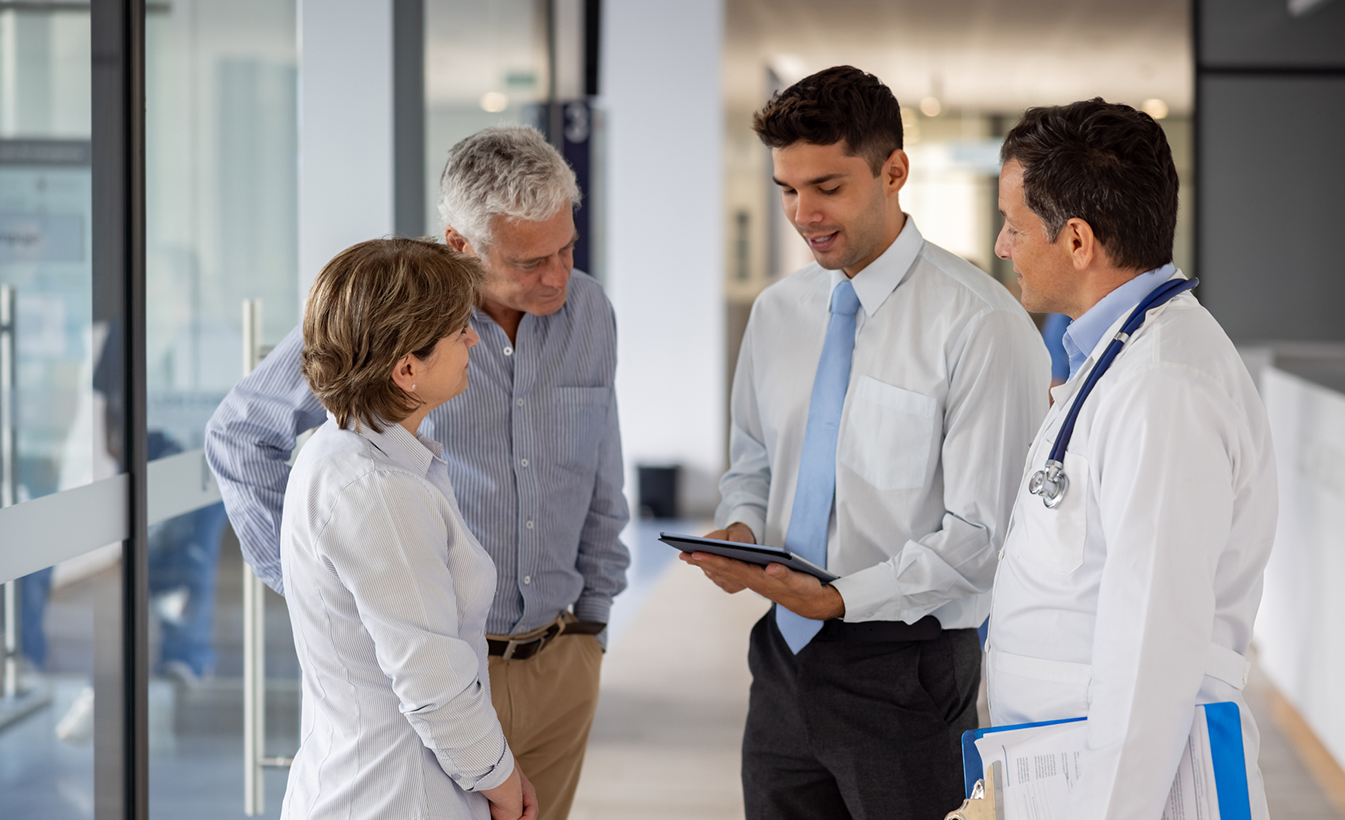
[205,125,629,820]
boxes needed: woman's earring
[410,384,416,390]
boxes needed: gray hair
[437,125,581,248]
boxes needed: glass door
[0,1,140,817]
[143,1,300,817]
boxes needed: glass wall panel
[0,3,127,818]
[144,1,299,817]
[424,0,550,234]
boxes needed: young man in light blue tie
[681,66,1049,819]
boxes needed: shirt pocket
[1017,450,1088,574]
[549,386,610,476]
[837,376,937,491]
[988,648,1092,723]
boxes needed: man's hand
[681,547,846,621]
[680,523,757,593]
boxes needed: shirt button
[526,520,535,530]
[523,575,532,585]
[516,398,524,407]
[503,346,513,356]
[998,549,1006,560]
[520,458,529,468]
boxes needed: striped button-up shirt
[205,272,630,636]
[280,417,510,819]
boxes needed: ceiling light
[919,96,942,117]
[1288,0,1334,17]
[1142,98,1169,120]
[480,92,509,113]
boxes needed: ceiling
[724,0,1193,117]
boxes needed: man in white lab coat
[986,98,1276,819]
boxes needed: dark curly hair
[752,65,904,175]
[1001,99,1179,272]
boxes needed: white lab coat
[986,276,1277,820]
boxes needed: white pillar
[600,0,725,517]
[297,0,394,312]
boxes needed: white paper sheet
[973,708,1221,820]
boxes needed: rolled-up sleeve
[574,386,631,631]
[320,471,514,791]
[205,325,325,595]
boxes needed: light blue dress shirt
[205,272,630,637]
[1061,264,1176,381]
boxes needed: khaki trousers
[488,617,603,820]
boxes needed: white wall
[1256,363,1345,770]
[297,0,394,312]
[600,0,725,517]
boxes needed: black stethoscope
[1028,276,1199,509]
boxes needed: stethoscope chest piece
[1028,458,1069,509]
[1026,275,1200,512]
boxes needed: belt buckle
[499,619,567,660]
[501,627,555,660]
[501,637,526,661]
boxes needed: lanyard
[1028,276,1200,509]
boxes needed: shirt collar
[1061,263,1177,381]
[826,214,924,318]
[331,411,443,477]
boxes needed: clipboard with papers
[950,702,1251,820]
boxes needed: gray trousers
[742,608,981,820]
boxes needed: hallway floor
[2,519,1342,817]
[574,530,1345,819]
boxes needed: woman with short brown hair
[279,237,536,820]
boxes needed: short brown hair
[301,237,484,432]
[1000,99,1178,272]
[752,65,903,175]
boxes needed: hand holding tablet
[659,532,838,583]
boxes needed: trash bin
[637,464,681,519]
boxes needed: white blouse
[280,416,512,820]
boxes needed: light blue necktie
[777,279,861,653]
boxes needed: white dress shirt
[280,417,513,820]
[987,272,1277,820]
[717,216,1050,628]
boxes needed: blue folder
[961,702,1251,820]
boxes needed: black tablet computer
[659,532,838,583]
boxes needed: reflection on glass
[145,1,299,816]
[0,564,120,818]
[0,6,112,819]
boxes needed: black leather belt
[487,620,606,661]
[815,613,943,643]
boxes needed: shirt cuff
[574,593,612,627]
[719,506,766,543]
[464,743,515,793]
[574,595,610,650]
[830,561,900,622]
